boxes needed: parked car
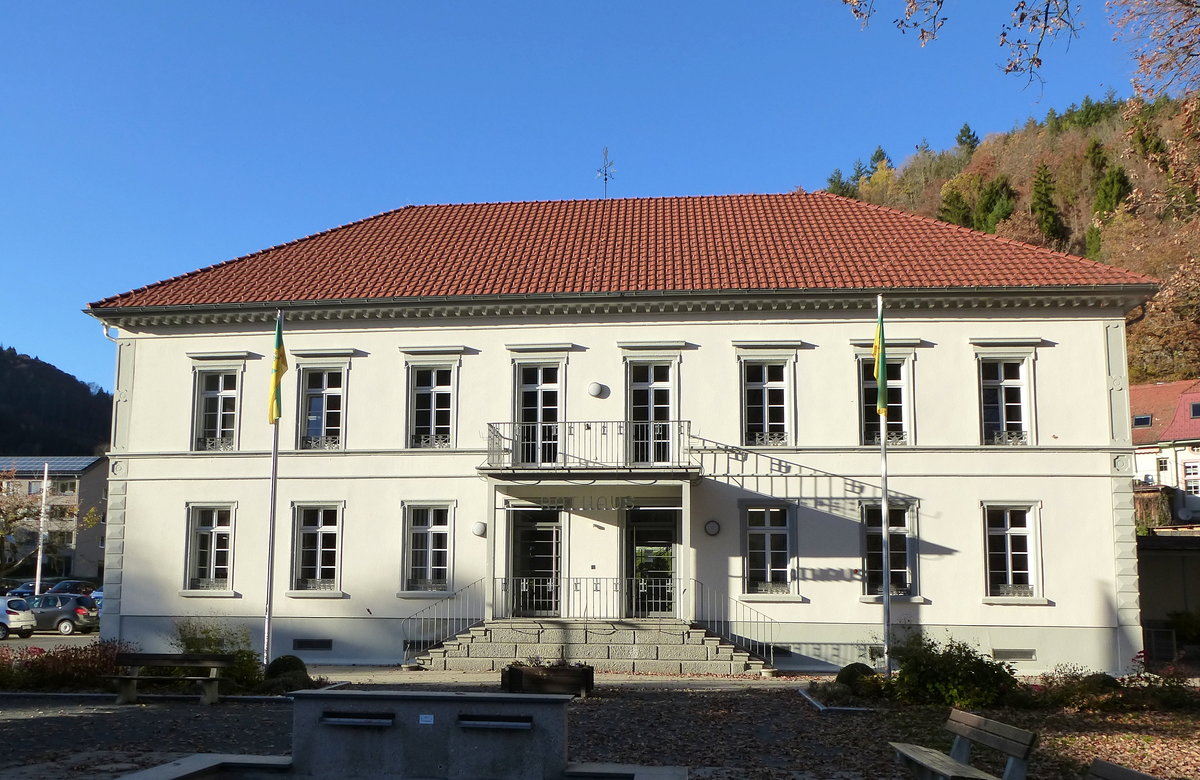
[6,578,69,597]
[27,594,99,635]
[1,596,36,639]
[46,580,97,595]
[91,588,104,614]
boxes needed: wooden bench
[106,652,236,705]
[889,708,1038,780]
[1085,758,1161,780]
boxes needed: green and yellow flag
[872,300,887,418]
[268,313,287,424]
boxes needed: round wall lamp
[704,520,721,536]
[471,521,488,538]
[587,382,607,398]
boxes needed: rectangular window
[405,506,451,591]
[860,358,907,445]
[1186,463,1200,496]
[980,359,1029,445]
[517,364,560,464]
[27,481,43,495]
[50,479,77,495]
[985,506,1037,597]
[862,503,913,596]
[1158,457,1170,473]
[194,371,238,451]
[1132,414,1152,428]
[187,506,233,590]
[1192,402,1200,419]
[743,362,788,446]
[746,506,791,593]
[629,362,673,464]
[293,506,340,591]
[410,366,454,448]
[300,368,343,449]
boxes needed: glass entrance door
[517,365,560,465]
[627,509,677,617]
[511,510,561,616]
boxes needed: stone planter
[500,664,595,697]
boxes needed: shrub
[889,634,1018,708]
[170,616,263,692]
[1027,663,1122,709]
[834,662,880,697]
[266,654,308,679]
[0,639,134,691]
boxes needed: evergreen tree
[956,123,980,153]
[937,189,972,227]
[868,146,891,176]
[851,159,868,184]
[826,168,859,198]
[1085,139,1108,183]
[1030,164,1067,242]
[1094,166,1133,215]
[973,176,1016,233]
[1085,224,1103,259]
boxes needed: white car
[1,596,36,639]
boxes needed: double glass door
[511,510,560,616]
[627,509,677,617]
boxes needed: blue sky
[1,2,1135,392]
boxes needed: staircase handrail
[688,577,776,665]
[399,577,486,664]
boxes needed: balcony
[483,420,695,472]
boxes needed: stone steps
[416,618,770,676]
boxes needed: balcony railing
[484,420,692,469]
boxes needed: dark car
[27,594,99,635]
[6,578,68,597]
[46,580,97,595]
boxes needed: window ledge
[178,590,240,598]
[740,593,808,603]
[285,589,346,599]
[983,597,1052,606]
[858,595,929,604]
[396,591,451,600]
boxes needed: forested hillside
[0,346,111,455]
[819,93,1200,383]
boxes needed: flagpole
[263,310,286,667]
[875,294,893,675]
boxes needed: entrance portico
[485,479,695,622]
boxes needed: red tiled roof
[89,192,1157,310]
[1131,380,1200,445]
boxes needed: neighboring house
[86,192,1156,674]
[1129,380,1200,656]
[1130,379,1200,521]
[1,456,107,580]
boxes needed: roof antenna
[596,147,615,199]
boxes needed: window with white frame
[410,366,454,448]
[187,506,233,590]
[1185,463,1200,496]
[745,506,792,594]
[404,505,451,591]
[980,359,1029,445]
[1158,457,1170,473]
[300,368,344,449]
[860,358,908,445]
[26,480,43,495]
[742,362,788,446]
[984,505,1038,598]
[50,479,77,495]
[293,506,340,591]
[862,502,914,596]
[194,370,239,451]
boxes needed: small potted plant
[500,657,595,697]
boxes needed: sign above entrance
[504,496,641,512]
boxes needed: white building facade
[88,193,1156,674]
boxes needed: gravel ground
[0,683,1196,779]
